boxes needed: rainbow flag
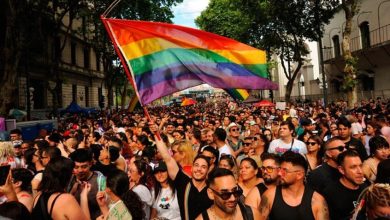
[127,95,141,112]
[225,89,250,101]
[101,18,278,105]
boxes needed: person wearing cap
[150,123,213,220]
[226,122,243,156]
[151,161,181,220]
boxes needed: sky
[172,0,210,28]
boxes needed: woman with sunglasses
[238,157,262,197]
[304,135,323,172]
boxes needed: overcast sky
[172,0,210,28]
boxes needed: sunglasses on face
[230,128,239,132]
[260,166,279,173]
[327,146,345,152]
[209,187,243,200]
[306,142,317,146]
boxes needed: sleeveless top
[269,186,315,220]
[31,192,63,220]
[256,182,268,196]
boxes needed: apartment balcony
[323,24,390,63]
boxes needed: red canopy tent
[181,98,197,106]
[253,100,275,107]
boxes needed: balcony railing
[323,24,390,61]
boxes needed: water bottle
[97,172,106,192]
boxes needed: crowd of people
[0,96,389,220]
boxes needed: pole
[315,0,327,106]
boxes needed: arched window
[360,21,370,49]
[332,35,341,57]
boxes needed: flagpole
[101,12,162,140]
[101,0,122,18]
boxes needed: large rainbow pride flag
[101,18,278,105]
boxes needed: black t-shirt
[345,137,368,161]
[91,161,118,177]
[174,170,213,220]
[306,163,341,196]
[322,180,369,220]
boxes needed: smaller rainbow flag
[128,96,141,112]
[225,89,250,101]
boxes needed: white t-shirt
[218,144,233,158]
[132,184,153,220]
[268,139,307,155]
[351,122,363,135]
[151,188,181,220]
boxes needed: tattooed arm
[312,192,329,220]
[259,188,275,220]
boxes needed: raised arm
[150,123,179,180]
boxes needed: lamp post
[378,0,390,42]
[315,0,327,106]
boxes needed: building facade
[12,9,111,119]
[322,0,390,100]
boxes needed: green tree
[196,0,338,103]
[340,0,360,107]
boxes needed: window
[54,36,61,59]
[72,85,77,102]
[85,86,89,107]
[71,42,76,65]
[96,53,101,71]
[84,47,90,69]
[360,21,370,49]
[332,35,341,57]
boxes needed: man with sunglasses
[259,151,328,220]
[245,153,280,209]
[196,168,260,220]
[307,137,346,195]
[226,123,244,156]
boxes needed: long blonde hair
[0,141,15,158]
[172,140,195,166]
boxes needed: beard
[280,179,293,187]
[215,199,237,214]
[263,176,277,185]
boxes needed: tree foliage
[0,0,182,116]
[196,0,339,102]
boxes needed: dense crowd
[0,97,389,220]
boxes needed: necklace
[209,206,236,220]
